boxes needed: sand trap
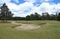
[11,21,40,30]
[15,24,40,30]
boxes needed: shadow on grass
[38,22,47,25]
[11,25,21,28]
[0,37,1,39]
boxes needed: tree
[26,15,30,20]
[41,13,46,20]
[29,13,40,20]
[57,12,60,21]
[34,12,40,20]
[49,14,56,20]
[46,13,50,20]
[41,12,50,20]
[0,3,13,23]
[30,14,35,20]
[26,12,41,20]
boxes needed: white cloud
[39,2,54,13]
[6,2,34,17]
[40,0,54,2]
[0,0,60,17]
[18,2,33,11]
[0,0,10,4]
[27,2,60,16]
[55,3,60,9]
[45,0,54,1]
[24,0,36,3]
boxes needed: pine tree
[0,3,13,23]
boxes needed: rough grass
[0,20,60,39]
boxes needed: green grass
[0,20,60,39]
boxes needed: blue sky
[0,0,60,17]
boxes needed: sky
[0,0,60,17]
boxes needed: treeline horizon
[0,3,60,21]
[11,12,60,21]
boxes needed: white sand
[15,24,40,30]
[11,21,40,30]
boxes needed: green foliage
[26,12,41,20]
[26,12,60,20]
[0,3,13,22]
[41,12,50,20]
[57,13,60,21]
[26,15,30,20]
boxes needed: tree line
[12,12,60,21]
[26,12,60,21]
[0,3,60,22]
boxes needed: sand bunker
[15,24,40,30]
[11,21,40,30]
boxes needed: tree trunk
[2,19,4,23]
[6,19,7,23]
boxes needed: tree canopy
[0,3,13,22]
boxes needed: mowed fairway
[0,20,60,39]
